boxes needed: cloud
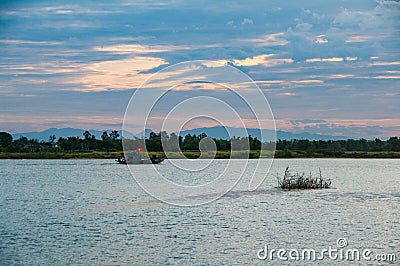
[241,18,253,25]
[282,0,400,62]
[291,80,323,84]
[277,118,400,138]
[92,44,189,55]
[315,35,328,44]
[246,32,288,47]
[345,36,373,43]
[295,22,312,32]
[332,9,380,30]
[369,61,400,66]
[1,0,399,138]
[326,74,354,79]
[0,113,124,133]
[305,57,344,63]
[65,56,167,91]
[290,119,326,125]
[277,92,296,96]
[233,54,293,67]
[0,39,63,45]
[1,62,79,75]
[88,56,166,74]
[373,76,400,79]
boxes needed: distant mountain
[12,128,135,141]
[133,128,153,139]
[178,126,267,140]
[11,126,350,142]
[275,130,349,141]
[177,126,349,141]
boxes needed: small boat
[116,157,127,164]
[116,151,165,165]
[149,155,165,164]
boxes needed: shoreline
[1,151,400,159]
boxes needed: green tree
[388,136,400,152]
[101,131,110,141]
[146,132,162,152]
[49,135,56,143]
[0,132,13,148]
[109,130,120,141]
[101,131,113,151]
[83,131,92,150]
[83,131,92,140]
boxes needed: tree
[388,136,400,152]
[146,132,162,151]
[164,132,180,152]
[101,131,113,151]
[82,131,93,150]
[0,132,13,148]
[83,131,92,140]
[182,134,199,150]
[109,130,120,141]
[58,136,82,150]
[49,135,56,143]
[101,131,110,141]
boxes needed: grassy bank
[1,150,400,159]
[0,151,122,159]
[274,150,400,158]
[151,150,400,159]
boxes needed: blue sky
[0,0,399,138]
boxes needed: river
[1,159,399,265]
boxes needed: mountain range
[11,127,350,141]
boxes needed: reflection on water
[1,159,399,265]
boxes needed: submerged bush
[277,167,332,190]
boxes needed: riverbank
[1,150,400,159]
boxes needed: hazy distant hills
[11,126,350,141]
[178,126,349,141]
[12,128,135,141]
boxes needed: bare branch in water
[277,167,332,190]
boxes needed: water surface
[1,159,399,265]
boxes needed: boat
[116,150,165,165]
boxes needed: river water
[1,159,399,265]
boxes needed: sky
[0,0,399,138]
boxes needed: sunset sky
[1,0,399,138]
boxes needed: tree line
[0,130,399,153]
[141,131,263,152]
[0,131,122,152]
[276,138,400,152]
